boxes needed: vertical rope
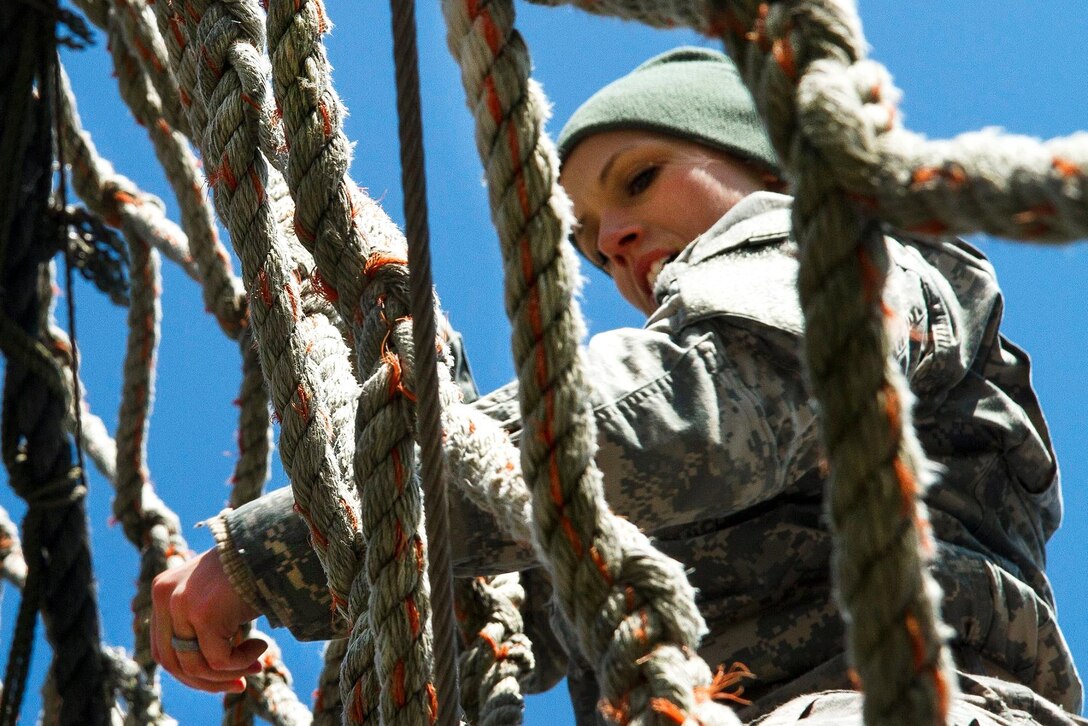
[442,2,743,723]
[388,3,461,723]
[0,3,108,721]
[710,3,958,724]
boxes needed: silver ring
[171,635,201,653]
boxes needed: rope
[265,1,444,721]
[151,0,366,630]
[712,4,959,724]
[443,2,743,723]
[0,5,108,720]
[57,65,200,282]
[455,575,534,726]
[388,2,461,723]
[312,638,349,726]
[0,506,27,589]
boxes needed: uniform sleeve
[214,314,822,639]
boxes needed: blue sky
[1,2,1085,724]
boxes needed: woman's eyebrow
[597,143,639,186]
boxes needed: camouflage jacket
[212,192,1082,719]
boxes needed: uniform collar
[674,191,793,266]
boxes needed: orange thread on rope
[284,280,299,321]
[112,190,140,208]
[478,630,509,659]
[311,268,339,302]
[168,13,186,49]
[392,521,407,560]
[391,660,407,708]
[340,496,358,530]
[155,118,171,136]
[633,609,649,645]
[219,154,238,191]
[560,516,584,558]
[291,383,311,421]
[391,447,404,491]
[903,611,927,670]
[183,0,200,22]
[649,698,688,725]
[312,687,324,714]
[1012,202,1057,225]
[414,537,426,574]
[1052,156,1081,178]
[426,683,438,724]
[857,247,894,317]
[200,45,220,78]
[292,502,329,549]
[255,267,273,307]
[406,597,421,637]
[293,212,316,243]
[696,663,755,706]
[848,668,863,690]
[772,26,797,81]
[599,695,630,726]
[318,101,332,139]
[349,679,366,723]
[589,545,613,585]
[249,167,265,206]
[240,92,261,113]
[746,3,772,51]
[893,457,918,515]
[363,253,407,278]
[910,166,942,188]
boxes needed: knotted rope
[444,2,745,723]
[0,6,107,720]
[151,0,366,633]
[455,574,534,726]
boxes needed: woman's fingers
[150,548,266,693]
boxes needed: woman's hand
[150,547,268,693]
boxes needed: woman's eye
[626,165,659,196]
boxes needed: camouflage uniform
[211,192,1084,724]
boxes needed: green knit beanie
[556,46,779,174]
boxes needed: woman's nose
[597,216,642,264]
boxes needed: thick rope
[0,8,108,720]
[455,575,534,726]
[388,2,462,723]
[150,0,366,629]
[312,638,349,726]
[710,4,959,724]
[266,2,443,722]
[443,2,744,724]
[60,6,324,724]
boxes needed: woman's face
[560,130,767,315]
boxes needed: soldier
[151,47,1084,724]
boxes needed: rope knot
[9,462,86,510]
